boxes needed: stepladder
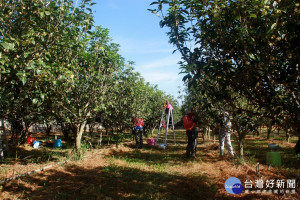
[156,107,176,148]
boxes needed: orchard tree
[0,0,87,143]
[49,24,125,150]
[101,64,174,146]
[150,0,300,137]
[0,0,125,151]
[101,64,141,145]
[142,85,167,134]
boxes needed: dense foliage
[0,0,179,153]
[150,0,299,155]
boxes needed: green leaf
[45,11,51,15]
[21,75,27,85]
[41,93,46,101]
[250,14,257,18]
[150,2,159,6]
[32,98,38,104]
[267,23,277,35]
[1,42,15,50]
[270,23,276,30]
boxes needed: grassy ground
[0,129,299,199]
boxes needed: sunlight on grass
[1,128,299,200]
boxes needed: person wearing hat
[183,112,199,158]
[218,111,234,157]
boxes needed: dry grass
[0,130,299,199]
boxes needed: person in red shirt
[26,133,36,145]
[132,117,144,149]
[164,100,173,115]
[164,100,174,127]
[183,112,199,158]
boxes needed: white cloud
[138,55,180,69]
[113,35,176,55]
[142,72,179,82]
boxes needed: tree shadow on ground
[1,163,286,200]
[0,146,69,165]
[115,143,197,165]
[1,163,217,200]
[244,138,299,170]
[122,139,233,165]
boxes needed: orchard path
[0,131,299,200]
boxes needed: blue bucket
[32,140,40,148]
[54,139,62,147]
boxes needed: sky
[92,0,185,104]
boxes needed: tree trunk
[106,129,110,145]
[46,124,52,136]
[203,127,206,140]
[75,121,87,151]
[235,130,245,159]
[259,125,262,136]
[99,128,103,146]
[286,132,290,143]
[201,127,205,142]
[207,127,211,140]
[10,119,23,144]
[238,137,244,159]
[19,121,31,145]
[0,135,3,159]
[61,123,71,141]
[0,119,4,158]
[115,132,120,148]
[89,123,95,136]
[151,125,157,137]
[213,135,215,143]
[84,123,88,135]
[267,124,272,139]
[1,119,10,157]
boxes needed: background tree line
[0,0,181,153]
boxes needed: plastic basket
[147,138,156,146]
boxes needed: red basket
[147,138,156,146]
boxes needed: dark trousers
[133,129,143,148]
[186,127,198,157]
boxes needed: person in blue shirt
[132,117,144,149]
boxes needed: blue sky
[92,0,185,104]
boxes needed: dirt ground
[0,134,299,200]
